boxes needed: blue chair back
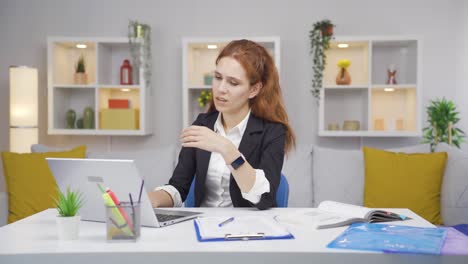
[185,173,289,207]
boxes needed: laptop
[46,158,202,228]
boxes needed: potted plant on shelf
[74,54,87,84]
[309,19,335,101]
[422,98,466,151]
[54,187,84,240]
[197,90,212,112]
[336,59,351,85]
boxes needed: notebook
[194,216,294,242]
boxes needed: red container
[109,99,130,109]
[120,59,133,85]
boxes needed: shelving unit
[182,37,280,128]
[47,37,152,135]
[318,36,421,137]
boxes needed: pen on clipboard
[218,217,235,227]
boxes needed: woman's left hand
[180,125,233,154]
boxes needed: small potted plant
[74,54,87,84]
[197,90,212,112]
[54,187,84,240]
[336,59,351,85]
[422,98,466,151]
[309,19,335,101]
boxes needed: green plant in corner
[75,54,86,73]
[54,187,84,217]
[422,98,466,151]
[309,19,335,101]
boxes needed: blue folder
[327,223,447,255]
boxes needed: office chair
[185,173,289,207]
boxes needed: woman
[148,39,295,210]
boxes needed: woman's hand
[180,125,234,155]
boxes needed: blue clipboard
[193,219,294,242]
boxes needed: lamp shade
[9,66,38,153]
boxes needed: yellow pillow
[1,146,86,223]
[363,147,447,225]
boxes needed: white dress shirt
[156,111,270,207]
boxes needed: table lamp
[9,66,38,153]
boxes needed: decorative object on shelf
[83,107,95,129]
[120,59,133,85]
[204,72,214,85]
[309,19,335,101]
[422,98,466,151]
[374,118,385,131]
[336,59,351,85]
[343,120,360,131]
[197,90,212,111]
[54,187,84,240]
[396,119,404,131]
[66,109,76,129]
[76,118,84,129]
[109,99,130,109]
[386,64,397,85]
[74,54,87,84]
[128,20,152,92]
[327,123,340,131]
[9,66,38,153]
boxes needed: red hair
[208,39,295,153]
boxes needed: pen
[218,217,235,227]
[138,179,145,203]
[129,193,135,216]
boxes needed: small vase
[66,109,76,129]
[76,118,84,129]
[56,215,80,240]
[336,68,351,85]
[83,107,94,129]
[74,73,88,85]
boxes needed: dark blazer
[168,111,286,210]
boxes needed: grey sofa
[0,143,467,227]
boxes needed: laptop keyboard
[156,214,185,222]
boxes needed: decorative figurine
[387,64,397,85]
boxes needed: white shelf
[319,130,421,137]
[188,85,212,90]
[318,36,421,137]
[48,129,148,136]
[324,85,368,90]
[53,84,96,88]
[47,37,152,136]
[182,37,280,128]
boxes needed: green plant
[75,54,86,73]
[309,19,335,101]
[422,98,466,151]
[54,187,84,217]
[197,90,212,108]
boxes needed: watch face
[231,155,245,170]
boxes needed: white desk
[0,208,465,264]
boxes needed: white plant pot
[56,215,80,240]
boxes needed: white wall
[0,0,466,191]
[455,0,468,151]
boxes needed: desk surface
[0,208,465,264]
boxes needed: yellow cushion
[1,146,86,223]
[363,147,447,225]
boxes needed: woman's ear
[248,82,263,99]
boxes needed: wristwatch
[228,154,246,170]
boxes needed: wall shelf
[318,36,421,137]
[182,37,280,128]
[47,37,152,135]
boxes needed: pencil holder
[105,201,141,242]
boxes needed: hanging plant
[422,98,466,151]
[309,19,335,101]
[128,20,152,94]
